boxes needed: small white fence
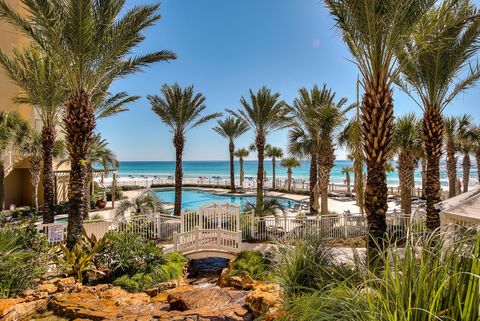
[41,207,424,246]
[173,227,242,253]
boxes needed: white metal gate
[181,202,241,233]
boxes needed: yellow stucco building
[0,1,69,209]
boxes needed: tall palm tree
[393,114,422,215]
[396,0,480,230]
[227,87,290,213]
[149,84,221,216]
[0,0,176,248]
[444,116,459,198]
[234,148,249,187]
[312,85,352,215]
[457,114,474,193]
[94,92,140,121]
[19,130,42,212]
[339,115,364,212]
[0,46,66,223]
[213,117,248,192]
[0,111,29,209]
[280,157,301,193]
[341,166,353,194]
[325,0,434,254]
[473,126,480,186]
[265,145,283,189]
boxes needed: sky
[98,0,480,161]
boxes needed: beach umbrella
[312,182,320,211]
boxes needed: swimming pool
[153,188,301,211]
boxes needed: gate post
[250,211,255,239]
[173,232,178,251]
[217,227,221,248]
[195,226,199,251]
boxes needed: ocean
[116,160,476,188]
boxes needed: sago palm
[265,145,283,189]
[18,129,43,212]
[325,0,434,254]
[114,192,164,219]
[397,0,480,230]
[0,0,176,248]
[0,111,29,209]
[234,148,249,187]
[281,157,300,193]
[228,87,290,214]
[0,45,66,223]
[341,166,353,194]
[149,83,221,216]
[213,116,248,192]
[393,114,422,215]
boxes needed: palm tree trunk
[476,148,480,185]
[229,141,235,193]
[29,158,41,212]
[318,144,335,215]
[65,90,96,249]
[239,157,244,187]
[462,153,470,193]
[0,160,4,210]
[362,84,393,260]
[398,152,414,215]
[272,158,276,190]
[256,134,265,214]
[446,144,457,198]
[41,125,56,223]
[287,168,292,192]
[423,109,443,231]
[309,154,318,215]
[174,133,185,216]
[346,172,350,194]
[353,154,364,213]
[83,167,93,219]
[421,157,426,199]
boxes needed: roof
[438,187,480,224]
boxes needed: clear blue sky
[98,0,480,161]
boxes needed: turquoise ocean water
[116,160,473,188]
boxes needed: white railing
[41,213,181,245]
[173,227,242,253]
[3,148,23,177]
[244,212,425,242]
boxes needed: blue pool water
[154,188,301,211]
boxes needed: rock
[36,283,58,294]
[245,282,283,318]
[0,299,16,318]
[219,269,255,290]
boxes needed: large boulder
[245,282,283,320]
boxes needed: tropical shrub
[279,231,480,321]
[112,252,186,292]
[0,224,48,298]
[54,232,108,283]
[99,231,166,278]
[229,250,271,280]
[106,188,123,201]
[272,235,355,297]
[121,185,145,191]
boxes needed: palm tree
[0,0,176,248]
[265,145,283,189]
[341,166,353,194]
[281,157,300,193]
[325,0,434,254]
[0,111,29,209]
[243,197,285,217]
[114,192,164,219]
[396,0,480,230]
[444,116,459,198]
[339,115,364,212]
[149,84,221,216]
[393,114,422,215]
[312,85,352,215]
[18,130,42,212]
[457,114,474,193]
[95,92,140,121]
[84,134,119,218]
[0,46,66,223]
[234,148,249,187]
[227,87,290,213]
[473,126,480,186]
[213,117,248,192]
